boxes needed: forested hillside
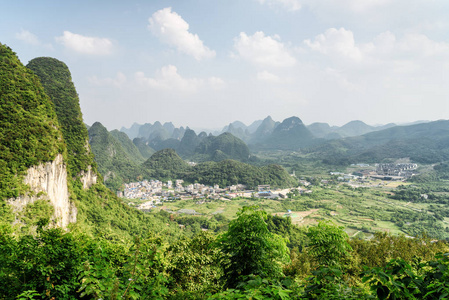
[0,44,182,238]
[142,149,296,188]
[193,132,251,162]
[26,57,97,178]
[0,44,65,200]
[88,122,143,191]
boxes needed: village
[117,163,418,211]
[326,162,419,189]
[117,179,310,211]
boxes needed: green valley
[2,41,449,299]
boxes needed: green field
[143,180,446,239]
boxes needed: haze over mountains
[114,115,449,174]
[120,116,414,149]
[118,115,442,154]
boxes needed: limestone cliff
[7,154,76,228]
[79,165,97,190]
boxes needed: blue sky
[2,0,449,130]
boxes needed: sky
[1,0,449,131]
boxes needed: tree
[166,232,222,296]
[218,206,290,288]
[307,221,352,268]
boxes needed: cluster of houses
[117,180,222,201]
[376,163,418,178]
[331,163,418,182]
[118,180,309,211]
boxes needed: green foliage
[1,206,449,298]
[363,259,422,299]
[349,232,448,269]
[306,221,352,268]
[132,137,155,159]
[141,149,296,189]
[142,148,190,181]
[88,122,144,191]
[78,236,168,299]
[0,44,64,200]
[26,57,97,178]
[208,275,295,299]
[266,214,308,250]
[166,232,223,295]
[362,253,449,300]
[71,181,185,241]
[110,130,146,164]
[0,226,170,299]
[218,206,290,288]
[302,267,368,299]
[18,199,54,234]
[0,200,14,223]
[0,226,89,299]
[188,160,297,189]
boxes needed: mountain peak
[275,116,304,131]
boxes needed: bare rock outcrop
[7,154,76,228]
[79,165,97,189]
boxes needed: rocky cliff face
[7,154,76,228]
[79,165,97,190]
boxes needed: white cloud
[305,28,449,65]
[135,65,224,93]
[369,31,396,56]
[304,28,363,62]
[148,7,215,60]
[256,70,281,83]
[16,29,40,46]
[233,31,296,67]
[257,0,301,11]
[16,29,53,49]
[88,72,127,88]
[335,0,392,13]
[325,68,360,92]
[399,33,449,57]
[56,31,113,55]
[207,77,226,89]
[300,0,393,14]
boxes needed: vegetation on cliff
[88,122,143,191]
[0,44,65,200]
[26,57,97,178]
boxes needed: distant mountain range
[119,122,251,162]
[118,116,448,167]
[120,116,406,152]
[308,120,449,165]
